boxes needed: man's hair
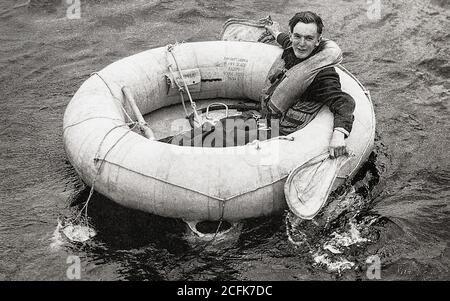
[289,11,324,35]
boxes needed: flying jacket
[264,32,355,137]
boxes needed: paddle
[284,152,351,220]
[122,86,155,140]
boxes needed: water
[0,0,449,280]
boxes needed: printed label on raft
[169,68,201,87]
[223,57,248,81]
[166,68,201,94]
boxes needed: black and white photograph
[0,0,449,286]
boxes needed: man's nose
[298,37,306,46]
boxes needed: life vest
[261,39,343,117]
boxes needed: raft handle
[205,103,229,120]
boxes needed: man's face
[291,22,321,59]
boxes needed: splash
[312,252,355,273]
[49,218,96,251]
[286,177,380,274]
[313,220,371,272]
[183,220,243,247]
[62,223,96,243]
[288,216,377,273]
[323,220,369,252]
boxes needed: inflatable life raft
[63,41,375,222]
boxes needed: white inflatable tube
[63,41,375,221]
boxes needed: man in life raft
[167,11,355,159]
[261,11,355,158]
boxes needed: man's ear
[316,34,322,46]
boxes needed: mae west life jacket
[261,39,343,123]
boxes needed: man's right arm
[264,21,281,38]
[264,21,292,48]
[276,32,292,49]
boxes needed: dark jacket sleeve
[309,68,355,135]
[276,32,292,49]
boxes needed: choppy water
[0,0,449,280]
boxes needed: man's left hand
[329,129,348,158]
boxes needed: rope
[63,116,126,133]
[167,65,189,118]
[65,72,146,226]
[95,142,305,204]
[94,122,137,161]
[64,72,140,135]
[72,122,139,225]
[206,200,226,243]
[166,44,201,123]
[220,16,274,38]
[91,72,134,123]
[185,200,228,247]
[179,92,189,119]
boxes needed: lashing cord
[166,64,189,118]
[167,44,201,123]
[66,72,143,226]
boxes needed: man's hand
[264,21,281,39]
[329,129,348,158]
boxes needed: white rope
[167,44,200,123]
[167,65,189,118]
[91,72,134,123]
[72,122,139,225]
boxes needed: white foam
[62,224,96,242]
[49,219,97,251]
[313,252,355,273]
[323,220,369,254]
